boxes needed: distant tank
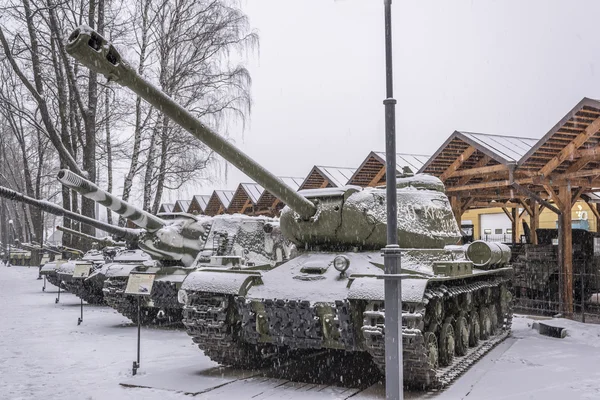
[57,170,295,325]
[54,226,126,305]
[0,185,140,297]
[67,27,514,388]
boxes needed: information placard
[125,273,155,296]
[73,263,92,279]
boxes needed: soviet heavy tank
[54,226,126,305]
[0,186,140,294]
[57,170,294,325]
[67,27,514,388]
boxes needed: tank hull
[180,249,513,388]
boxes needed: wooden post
[450,196,462,227]
[530,199,539,245]
[559,185,573,317]
[511,208,518,243]
[596,203,600,233]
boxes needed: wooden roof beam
[440,146,476,181]
[448,164,508,178]
[571,186,586,207]
[446,180,511,193]
[539,115,600,177]
[457,155,491,186]
[574,145,600,158]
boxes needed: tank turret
[57,169,211,266]
[65,27,461,250]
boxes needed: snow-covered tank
[66,27,514,388]
[57,170,294,325]
[54,226,127,304]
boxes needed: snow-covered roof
[215,190,234,208]
[318,166,356,187]
[191,195,211,212]
[300,166,356,190]
[279,176,304,191]
[159,203,174,213]
[240,183,265,204]
[173,200,191,213]
[373,152,430,173]
[457,131,537,164]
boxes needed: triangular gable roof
[204,190,235,216]
[518,97,600,175]
[187,195,211,214]
[299,166,356,190]
[419,131,538,177]
[348,151,430,187]
[159,203,174,213]
[374,152,430,173]
[254,177,304,214]
[240,183,264,204]
[228,183,265,214]
[215,190,234,208]
[173,200,191,213]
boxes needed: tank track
[103,277,182,325]
[46,274,67,290]
[63,280,105,305]
[362,277,513,389]
[182,292,279,369]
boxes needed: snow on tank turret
[66,27,514,388]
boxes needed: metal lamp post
[381,0,403,399]
[7,219,13,267]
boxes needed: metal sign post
[73,263,92,325]
[125,272,156,376]
[6,219,12,267]
[55,280,61,303]
[381,0,404,399]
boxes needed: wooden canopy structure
[204,190,234,216]
[172,200,191,213]
[298,166,356,190]
[348,152,429,187]
[254,177,304,216]
[158,203,174,213]
[187,195,211,215]
[419,97,600,316]
[228,183,265,215]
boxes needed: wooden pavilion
[187,195,211,215]
[172,200,191,213]
[298,166,356,190]
[254,177,304,216]
[228,183,265,215]
[158,203,174,213]
[419,97,600,315]
[348,152,430,187]
[204,190,235,216]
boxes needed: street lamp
[7,219,13,267]
[381,0,403,399]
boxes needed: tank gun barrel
[57,169,165,231]
[56,225,124,247]
[0,185,139,242]
[65,26,317,220]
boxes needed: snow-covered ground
[3,266,600,399]
[0,266,210,400]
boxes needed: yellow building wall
[461,201,597,240]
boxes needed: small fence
[507,243,600,323]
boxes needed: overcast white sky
[162,0,600,202]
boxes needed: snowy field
[2,266,600,399]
